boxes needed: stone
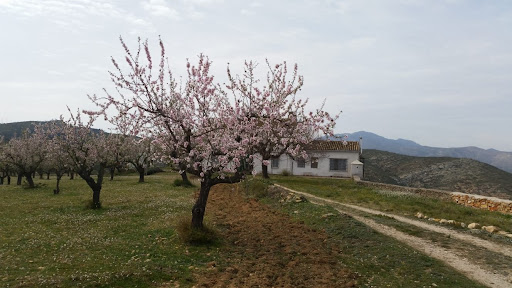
[439,219,449,224]
[447,220,455,225]
[482,226,500,234]
[415,212,424,219]
[460,223,466,228]
[322,213,335,218]
[468,223,480,229]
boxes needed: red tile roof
[306,140,360,152]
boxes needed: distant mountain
[362,149,512,200]
[0,121,103,142]
[0,121,49,141]
[340,131,512,173]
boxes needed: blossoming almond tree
[120,136,154,183]
[227,60,339,178]
[2,127,48,188]
[49,109,115,208]
[89,37,253,227]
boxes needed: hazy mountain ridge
[342,131,512,173]
[362,149,512,200]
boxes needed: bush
[176,216,219,245]
[242,177,271,198]
[281,169,291,176]
[173,178,194,187]
[146,167,164,175]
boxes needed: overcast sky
[1,0,511,151]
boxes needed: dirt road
[275,184,512,288]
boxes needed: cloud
[142,0,180,19]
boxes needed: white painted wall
[253,151,362,178]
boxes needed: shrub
[281,169,290,176]
[173,178,194,187]
[242,177,271,198]
[146,167,164,175]
[176,216,219,245]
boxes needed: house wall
[253,151,361,178]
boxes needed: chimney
[359,137,363,155]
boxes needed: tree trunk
[191,180,212,228]
[110,167,115,181]
[7,175,11,185]
[79,165,105,209]
[39,172,44,179]
[262,163,270,179]
[180,170,190,184]
[46,172,50,180]
[54,174,62,194]
[92,188,101,209]
[70,172,74,180]
[137,167,145,183]
[0,176,3,185]
[25,173,35,188]
[17,174,22,185]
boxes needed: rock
[497,231,508,236]
[433,218,441,222]
[482,226,500,234]
[447,220,455,225]
[415,212,424,219]
[506,234,512,239]
[322,213,335,218]
[439,219,449,224]
[460,223,466,228]
[468,223,481,229]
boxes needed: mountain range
[342,131,512,173]
[362,149,512,200]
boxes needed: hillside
[362,149,512,200]
[0,121,47,141]
[343,131,512,173]
[0,120,103,141]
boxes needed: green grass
[0,173,218,287]
[271,175,512,233]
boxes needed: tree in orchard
[43,122,72,194]
[49,109,115,208]
[2,127,48,188]
[227,60,339,178]
[0,138,13,185]
[88,37,253,227]
[120,136,154,183]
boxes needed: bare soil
[192,185,358,288]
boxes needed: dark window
[311,157,318,169]
[297,159,305,168]
[271,158,279,168]
[329,158,347,171]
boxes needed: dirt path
[275,184,512,288]
[192,185,358,287]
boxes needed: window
[297,159,305,168]
[329,158,347,171]
[271,158,279,168]
[311,157,318,169]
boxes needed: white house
[253,140,363,178]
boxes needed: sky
[1,0,511,151]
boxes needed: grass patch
[0,172,214,287]
[176,216,220,245]
[271,175,512,232]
